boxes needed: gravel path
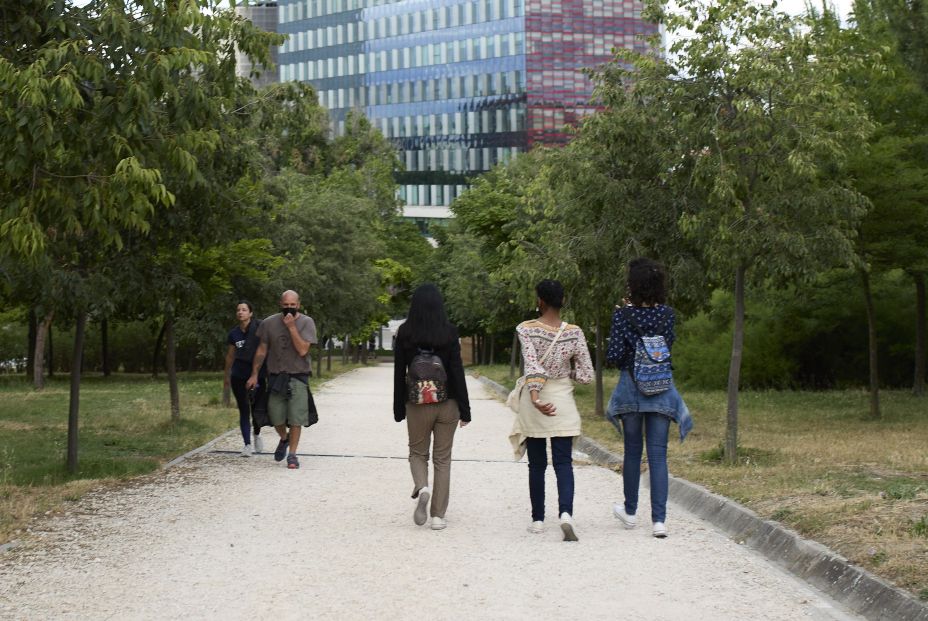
[0,365,859,620]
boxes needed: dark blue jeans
[526,436,574,522]
[230,376,253,445]
[621,412,670,523]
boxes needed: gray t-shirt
[256,313,318,375]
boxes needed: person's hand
[282,312,296,328]
[459,420,470,428]
[533,400,557,416]
[245,374,257,390]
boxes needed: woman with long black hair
[393,284,471,531]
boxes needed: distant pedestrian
[509,279,593,541]
[393,284,470,531]
[223,300,266,457]
[247,290,319,470]
[606,258,692,538]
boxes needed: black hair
[627,258,667,306]
[535,279,564,310]
[236,300,254,313]
[397,283,456,348]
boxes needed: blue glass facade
[276,0,656,224]
[277,0,529,220]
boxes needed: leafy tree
[0,0,281,471]
[620,0,873,460]
[843,0,928,399]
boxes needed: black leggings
[230,376,258,444]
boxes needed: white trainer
[253,435,264,454]
[414,487,431,526]
[430,516,447,530]
[240,443,253,457]
[527,521,545,534]
[560,513,578,542]
[612,503,637,529]
[652,522,668,538]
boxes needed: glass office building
[275,0,656,225]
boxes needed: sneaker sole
[560,522,579,542]
[430,521,446,531]
[414,491,430,526]
[612,507,637,529]
[653,531,667,538]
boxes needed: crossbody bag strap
[539,321,567,365]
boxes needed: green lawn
[0,363,361,543]
[472,364,928,601]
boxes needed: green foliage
[675,270,919,389]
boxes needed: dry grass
[473,365,928,601]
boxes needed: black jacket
[393,327,471,422]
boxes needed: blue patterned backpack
[622,308,673,396]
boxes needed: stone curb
[162,429,238,470]
[473,374,928,621]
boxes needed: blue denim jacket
[605,371,693,442]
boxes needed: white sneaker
[240,444,253,457]
[430,516,446,530]
[414,487,430,526]
[527,521,545,534]
[612,503,637,529]
[560,513,578,542]
[652,522,668,538]
[253,435,264,454]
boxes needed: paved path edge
[474,374,928,621]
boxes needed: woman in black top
[224,300,266,457]
[393,284,471,531]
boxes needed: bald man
[247,290,318,469]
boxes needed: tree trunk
[725,265,746,464]
[316,330,323,377]
[914,272,926,397]
[327,338,332,371]
[509,331,519,380]
[489,334,495,365]
[361,337,368,365]
[471,336,477,366]
[861,269,881,419]
[27,310,36,378]
[47,323,54,378]
[33,311,54,390]
[101,318,111,377]
[67,312,87,473]
[342,335,349,365]
[165,313,180,421]
[152,320,166,378]
[595,318,605,417]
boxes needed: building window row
[307,71,526,110]
[281,0,524,27]
[280,31,524,74]
[369,107,526,140]
[401,145,521,174]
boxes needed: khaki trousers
[406,399,459,518]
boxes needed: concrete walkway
[0,365,859,620]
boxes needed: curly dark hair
[627,258,667,306]
[536,279,564,309]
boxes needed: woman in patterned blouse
[509,279,594,541]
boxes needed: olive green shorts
[268,378,310,427]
